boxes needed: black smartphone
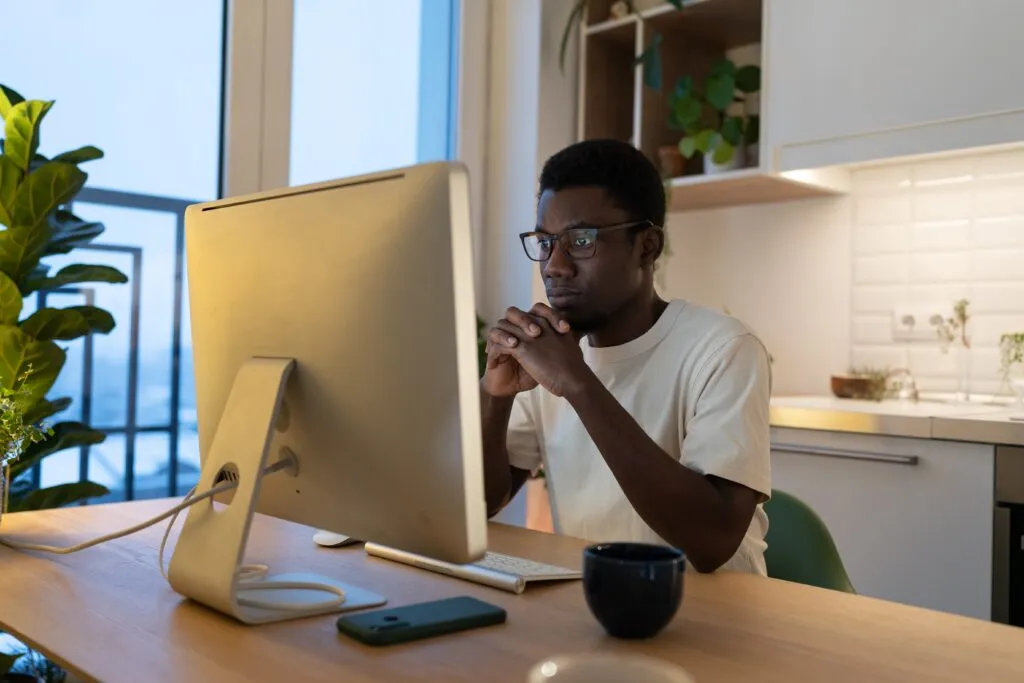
[336,596,507,646]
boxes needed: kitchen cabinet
[770,427,994,620]
[765,0,1024,171]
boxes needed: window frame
[222,0,463,197]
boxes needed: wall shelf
[576,0,848,213]
[666,167,846,212]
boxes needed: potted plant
[999,332,1024,405]
[668,59,761,175]
[0,84,126,515]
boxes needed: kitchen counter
[770,395,1024,445]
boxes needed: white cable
[1,463,346,613]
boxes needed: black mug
[582,542,686,639]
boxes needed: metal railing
[29,187,197,501]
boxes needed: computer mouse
[312,530,359,547]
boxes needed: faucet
[887,368,919,403]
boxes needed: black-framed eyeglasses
[518,220,658,262]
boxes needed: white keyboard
[472,551,581,579]
[364,543,582,594]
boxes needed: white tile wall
[664,147,1024,397]
[849,150,1024,395]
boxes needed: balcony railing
[30,187,199,501]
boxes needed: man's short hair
[538,139,667,228]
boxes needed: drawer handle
[772,443,919,466]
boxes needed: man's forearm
[479,386,522,515]
[564,373,751,572]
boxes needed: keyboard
[363,543,582,594]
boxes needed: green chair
[763,489,856,593]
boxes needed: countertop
[770,395,1024,445]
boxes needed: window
[1,0,462,502]
[2,0,223,499]
[290,0,459,185]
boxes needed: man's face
[533,187,647,332]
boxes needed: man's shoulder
[664,300,760,352]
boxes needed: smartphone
[336,596,507,646]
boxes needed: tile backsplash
[664,147,1024,397]
[850,150,1024,395]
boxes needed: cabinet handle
[772,443,919,466]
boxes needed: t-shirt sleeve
[681,333,772,501]
[506,390,542,473]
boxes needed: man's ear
[640,227,665,268]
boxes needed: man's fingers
[488,320,529,348]
[530,302,571,333]
[504,306,542,337]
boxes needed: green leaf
[24,263,128,294]
[711,140,735,165]
[21,306,116,341]
[0,224,50,285]
[673,94,703,127]
[8,480,110,513]
[744,114,760,145]
[721,115,745,146]
[23,396,72,425]
[11,161,87,229]
[4,100,53,172]
[52,145,104,165]
[0,85,26,119]
[705,73,736,111]
[678,136,698,158]
[558,0,588,74]
[666,0,684,8]
[0,155,22,228]
[695,129,718,154]
[10,422,106,480]
[0,270,22,324]
[45,210,105,255]
[735,65,761,93]
[672,75,693,99]
[709,59,737,78]
[0,325,65,405]
[635,33,664,90]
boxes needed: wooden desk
[0,500,1022,683]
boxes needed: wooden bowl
[831,374,886,401]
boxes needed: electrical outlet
[891,307,944,341]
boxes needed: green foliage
[0,84,121,511]
[477,316,488,378]
[930,298,971,352]
[999,332,1024,378]
[668,59,762,166]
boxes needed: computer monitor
[167,161,487,625]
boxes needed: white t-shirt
[506,299,772,574]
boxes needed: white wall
[662,147,1024,397]
[465,0,580,525]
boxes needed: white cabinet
[765,0,1024,171]
[770,427,994,620]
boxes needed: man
[480,139,772,574]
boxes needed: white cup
[527,653,695,683]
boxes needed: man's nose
[542,239,574,278]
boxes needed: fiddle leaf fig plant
[0,84,126,513]
[669,59,761,166]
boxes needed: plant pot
[703,145,745,175]
[657,145,684,178]
[746,143,760,168]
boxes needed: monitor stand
[167,357,386,624]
